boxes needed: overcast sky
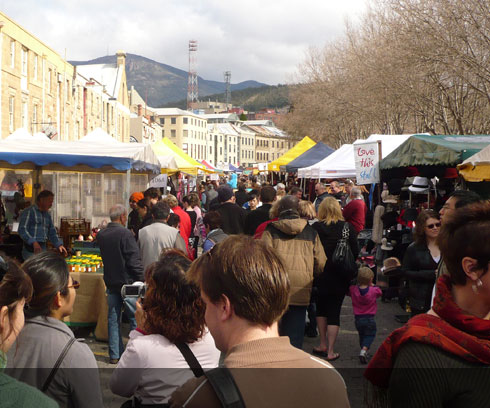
[1,0,367,85]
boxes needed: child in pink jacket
[348,267,382,364]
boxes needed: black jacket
[96,222,144,292]
[244,204,273,236]
[312,221,359,294]
[402,242,437,312]
[217,202,247,235]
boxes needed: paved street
[81,295,404,408]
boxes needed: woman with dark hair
[6,252,102,408]
[110,250,220,405]
[0,258,57,407]
[137,198,153,232]
[401,209,440,316]
[365,201,490,407]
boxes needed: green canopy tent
[380,134,490,172]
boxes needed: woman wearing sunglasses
[401,210,440,317]
[6,252,103,408]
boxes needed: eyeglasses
[67,280,80,289]
[426,222,441,229]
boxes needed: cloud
[0,0,366,84]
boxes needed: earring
[472,279,483,294]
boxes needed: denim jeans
[280,305,307,349]
[107,290,137,359]
[355,315,377,349]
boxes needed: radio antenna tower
[224,71,231,108]
[187,40,198,110]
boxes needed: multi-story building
[153,108,208,161]
[207,123,239,167]
[243,121,294,163]
[234,124,255,168]
[0,11,130,141]
[189,100,231,114]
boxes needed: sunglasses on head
[426,222,441,229]
[68,279,80,289]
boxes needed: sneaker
[109,358,119,365]
[359,349,368,364]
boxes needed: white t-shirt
[110,329,220,404]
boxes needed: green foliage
[239,113,248,120]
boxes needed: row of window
[257,152,269,161]
[159,116,206,127]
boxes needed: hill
[69,53,268,107]
[159,84,292,111]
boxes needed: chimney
[137,104,142,117]
[116,50,126,67]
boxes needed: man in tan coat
[261,195,327,349]
[170,236,349,408]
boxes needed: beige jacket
[169,337,350,408]
[261,216,326,306]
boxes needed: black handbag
[332,223,358,281]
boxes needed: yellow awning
[457,144,490,182]
[268,136,317,171]
[151,138,205,176]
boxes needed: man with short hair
[170,236,349,408]
[18,190,67,260]
[343,186,367,234]
[314,183,331,213]
[138,201,187,270]
[330,181,345,203]
[261,195,326,349]
[244,185,277,236]
[439,190,481,224]
[204,183,218,211]
[97,204,144,364]
[289,186,303,200]
[276,182,286,198]
[216,185,247,235]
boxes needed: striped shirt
[18,205,62,247]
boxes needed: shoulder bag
[331,223,358,281]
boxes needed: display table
[64,271,108,341]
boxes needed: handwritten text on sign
[354,142,380,185]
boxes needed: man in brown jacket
[170,236,349,408]
[261,195,327,349]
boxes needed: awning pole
[125,169,131,226]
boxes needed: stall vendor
[18,190,67,260]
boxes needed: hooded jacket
[261,212,327,306]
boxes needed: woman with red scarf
[365,201,490,407]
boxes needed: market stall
[285,142,334,173]
[297,143,356,179]
[151,137,205,176]
[457,143,490,182]
[268,136,317,172]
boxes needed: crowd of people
[0,175,489,408]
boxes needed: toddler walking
[348,267,382,364]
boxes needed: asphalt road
[82,296,404,408]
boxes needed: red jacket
[172,206,192,258]
[254,218,279,239]
[342,198,367,234]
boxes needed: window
[21,101,28,128]
[183,129,188,137]
[65,80,70,101]
[209,146,212,154]
[32,104,38,132]
[33,55,38,80]
[10,41,15,68]
[183,117,188,124]
[9,97,14,132]
[171,129,176,138]
[21,48,27,76]
[282,142,284,149]
[160,118,165,125]
[171,117,176,125]
[220,147,222,155]
[75,121,79,139]
[65,121,69,141]
[48,69,52,93]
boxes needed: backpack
[332,223,358,281]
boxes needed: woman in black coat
[402,209,440,316]
[312,197,359,361]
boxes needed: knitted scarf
[364,274,490,388]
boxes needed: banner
[354,142,380,185]
[149,174,168,189]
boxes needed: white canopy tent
[297,134,419,179]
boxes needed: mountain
[69,53,268,107]
[160,84,292,112]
